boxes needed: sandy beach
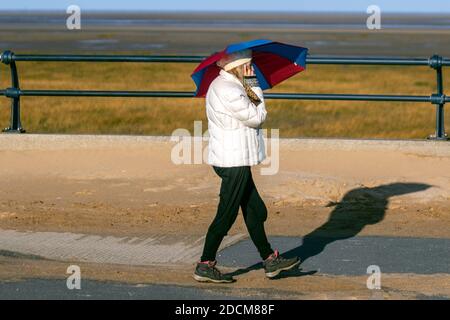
[0,134,449,238]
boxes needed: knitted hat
[216,49,252,71]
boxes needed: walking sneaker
[193,260,235,283]
[263,250,300,278]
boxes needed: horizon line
[1,9,450,14]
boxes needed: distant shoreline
[0,11,448,56]
[0,11,448,31]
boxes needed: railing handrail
[0,50,448,140]
[2,89,447,102]
[2,51,450,67]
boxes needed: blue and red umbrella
[191,39,308,97]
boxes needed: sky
[1,0,450,13]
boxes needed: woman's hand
[243,63,255,77]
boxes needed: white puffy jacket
[205,69,267,167]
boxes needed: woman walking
[193,49,300,283]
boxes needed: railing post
[1,50,26,133]
[428,54,447,140]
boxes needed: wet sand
[1,11,449,56]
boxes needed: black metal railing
[1,50,449,140]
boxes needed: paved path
[1,230,450,300]
[0,279,248,300]
[0,229,245,265]
[0,278,447,300]
[218,236,450,275]
[1,229,449,276]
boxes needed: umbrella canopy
[191,39,308,97]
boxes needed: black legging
[200,165,274,262]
